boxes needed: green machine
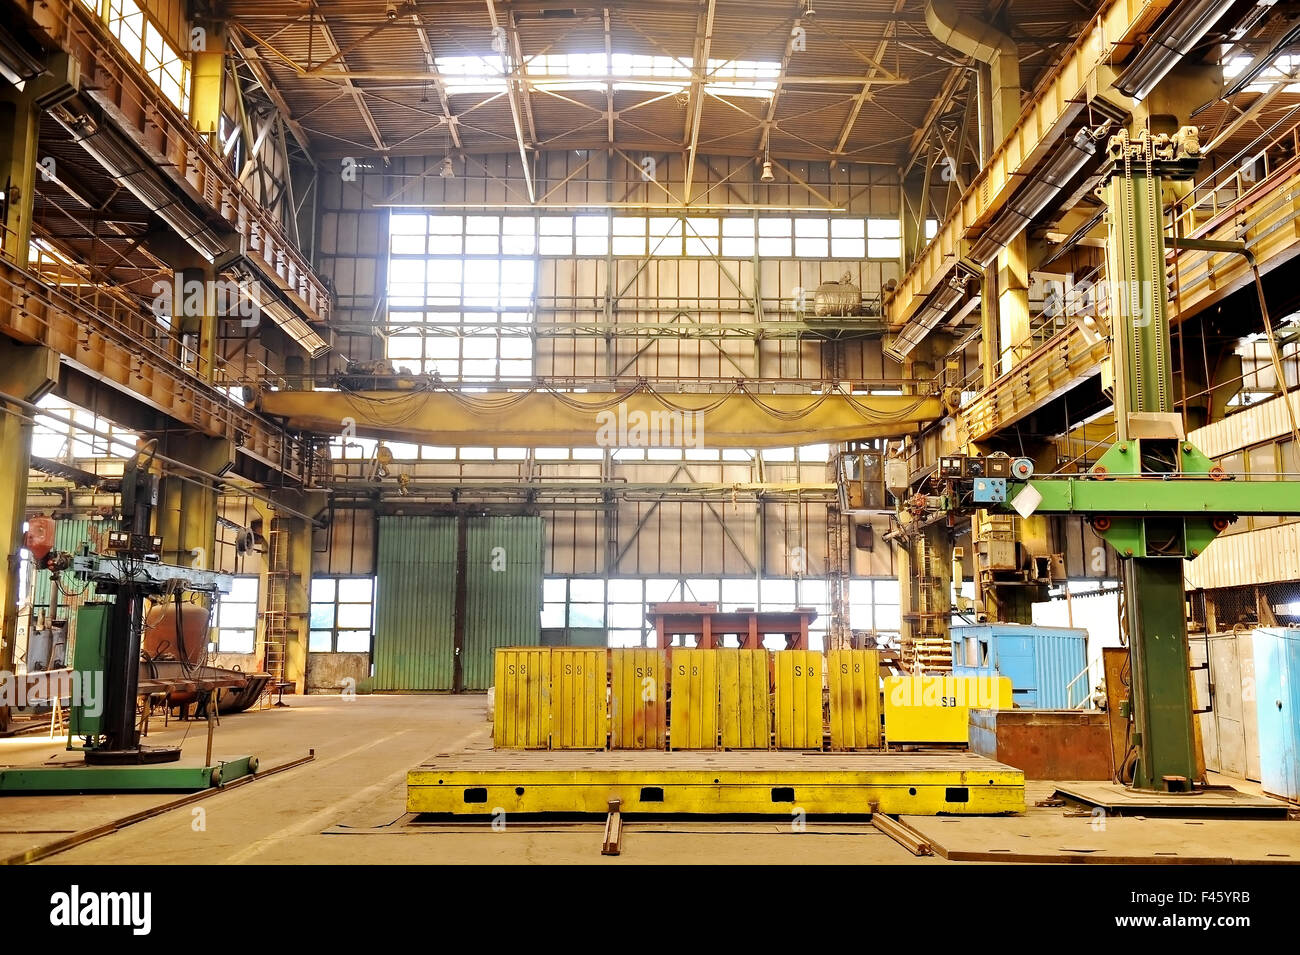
[0,445,259,793]
[909,127,1300,793]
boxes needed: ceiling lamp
[439,155,455,179]
[760,150,774,182]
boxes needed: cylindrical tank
[144,601,212,665]
[811,272,862,316]
[25,515,57,563]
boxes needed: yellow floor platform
[407,751,1025,816]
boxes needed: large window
[542,576,894,650]
[215,576,259,653]
[309,577,376,653]
[391,212,919,263]
[32,395,138,460]
[92,0,190,113]
[434,52,778,99]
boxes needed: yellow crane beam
[258,388,942,449]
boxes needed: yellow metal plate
[610,649,667,749]
[493,648,551,749]
[828,649,881,750]
[670,648,719,749]
[883,675,1013,745]
[551,648,606,749]
[408,751,1025,816]
[719,649,770,749]
[774,650,823,749]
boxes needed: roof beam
[410,10,462,150]
[682,0,716,204]
[228,28,316,164]
[604,8,615,147]
[757,1,807,156]
[306,2,386,152]
[486,0,536,202]
[830,0,907,162]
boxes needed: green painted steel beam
[1010,478,1300,516]
[0,755,258,793]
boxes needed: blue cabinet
[951,624,1088,709]
[1252,628,1300,801]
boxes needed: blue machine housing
[1252,627,1300,801]
[951,623,1089,709]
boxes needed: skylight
[1222,53,1300,93]
[433,52,779,98]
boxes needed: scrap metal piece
[601,799,623,856]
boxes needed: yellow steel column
[0,91,39,268]
[262,490,324,693]
[0,341,59,685]
[189,31,226,144]
[996,234,1031,375]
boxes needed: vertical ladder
[261,520,295,704]
[825,505,850,650]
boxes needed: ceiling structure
[219,0,1112,167]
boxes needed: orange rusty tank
[144,601,212,665]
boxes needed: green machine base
[0,755,260,793]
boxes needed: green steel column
[1102,129,1200,790]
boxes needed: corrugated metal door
[994,635,1038,707]
[719,649,769,749]
[1253,628,1300,800]
[669,648,719,749]
[373,516,457,690]
[462,516,543,691]
[30,518,117,667]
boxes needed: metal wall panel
[493,648,551,749]
[1192,632,1261,781]
[31,518,103,612]
[373,515,457,690]
[774,650,822,749]
[610,648,667,749]
[1186,522,1300,590]
[719,649,770,749]
[828,649,881,750]
[669,648,719,749]
[1253,627,1300,801]
[551,648,606,749]
[463,516,544,691]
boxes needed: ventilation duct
[925,0,1020,140]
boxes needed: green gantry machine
[1012,127,1300,791]
[923,127,1300,793]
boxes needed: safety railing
[15,0,331,325]
[0,251,304,476]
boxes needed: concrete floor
[0,695,1296,865]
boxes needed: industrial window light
[1114,0,1239,100]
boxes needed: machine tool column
[1102,128,1199,791]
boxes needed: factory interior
[0,0,1299,898]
